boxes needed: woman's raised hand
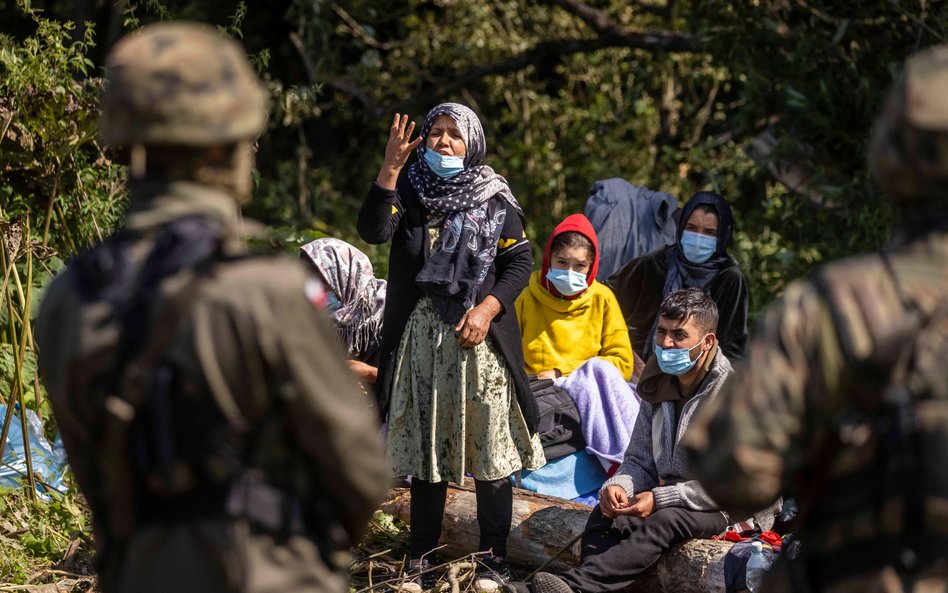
[376,113,422,190]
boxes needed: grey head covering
[407,103,524,324]
[408,102,521,214]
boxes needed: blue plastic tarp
[0,404,69,499]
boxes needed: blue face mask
[326,291,343,315]
[546,268,588,296]
[680,230,717,264]
[654,336,707,376]
[423,148,465,179]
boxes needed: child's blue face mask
[424,149,465,179]
[546,268,588,296]
[680,230,717,264]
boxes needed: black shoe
[531,572,573,593]
[408,558,438,591]
[477,554,513,584]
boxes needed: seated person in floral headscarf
[300,237,386,384]
[607,191,749,362]
[516,214,641,471]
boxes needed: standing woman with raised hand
[358,103,545,587]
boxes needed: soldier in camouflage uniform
[36,22,389,593]
[683,45,948,592]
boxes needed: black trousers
[558,504,729,593]
[410,477,513,559]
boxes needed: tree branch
[546,0,697,50]
[330,2,394,50]
[380,31,700,115]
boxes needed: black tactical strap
[96,218,224,538]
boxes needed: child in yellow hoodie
[516,214,641,469]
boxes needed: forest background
[0,0,946,586]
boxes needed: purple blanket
[560,357,640,466]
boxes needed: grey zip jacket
[601,350,732,511]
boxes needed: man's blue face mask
[546,268,588,296]
[680,230,717,264]
[424,148,465,179]
[654,336,707,376]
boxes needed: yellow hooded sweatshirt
[516,271,634,380]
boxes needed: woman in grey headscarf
[358,103,544,586]
[300,237,386,383]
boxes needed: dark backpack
[530,377,585,461]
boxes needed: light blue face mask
[546,268,588,296]
[423,148,465,179]
[680,230,717,264]
[654,336,707,376]
[326,291,343,315]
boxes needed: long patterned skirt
[387,296,545,484]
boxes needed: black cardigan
[357,174,538,432]
[606,245,749,362]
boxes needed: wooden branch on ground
[380,482,733,593]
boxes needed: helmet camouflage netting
[101,21,268,147]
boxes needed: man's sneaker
[477,553,513,584]
[531,572,573,593]
[407,558,438,591]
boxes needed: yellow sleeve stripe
[498,238,518,249]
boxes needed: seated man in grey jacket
[526,288,732,593]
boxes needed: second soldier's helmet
[101,22,267,147]
[870,43,948,204]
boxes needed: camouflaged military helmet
[870,43,948,203]
[101,22,267,146]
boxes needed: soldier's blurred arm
[34,271,103,518]
[683,281,843,519]
[274,282,391,541]
[194,265,390,543]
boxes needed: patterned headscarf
[409,103,523,324]
[300,238,386,359]
[644,191,737,359]
[408,102,521,214]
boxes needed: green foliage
[1,1,126,256]
[0,1,123,417]
[0,4,126,544]
[0,485,93,584]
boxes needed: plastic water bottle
[746,540,772,592]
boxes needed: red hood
[540,213,600,299]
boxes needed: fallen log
[380,481,733,593]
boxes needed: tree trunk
[380,481,733,593]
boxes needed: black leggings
[409,477,513,558]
